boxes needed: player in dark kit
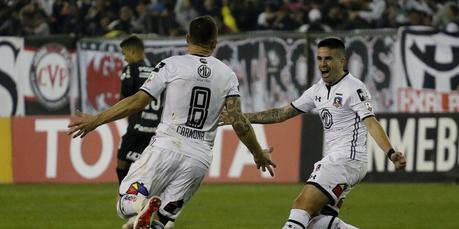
[117,35,162,184]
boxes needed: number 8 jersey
[140,54,240,168]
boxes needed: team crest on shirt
[333,96,343,108]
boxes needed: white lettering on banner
[70,125,113,179]
[209,125,272,178]
[35,119,69,178]
[398,88,459,112]
[417,118,436,172]
[367,117,459,173]
[436,118,457,171]
[35,118,125,180]
[228,125,272,178]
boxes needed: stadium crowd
[0,0,458,37]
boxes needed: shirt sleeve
[291,84,316,112]
[140,62,168,99]
[350,84,375,119]
[226,72,240,97]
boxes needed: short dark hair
[188,16,218,47]
[120,35,144,51]
[318,37,345,51]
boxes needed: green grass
[0,183,458,228]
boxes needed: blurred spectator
[434,2,459,32]
[322,0,353,30]
[221,0,240,33]
[349,0,387,27]
[133,0,154,34]
[87,13,111,36]
[230,0,261,31]
[150,0,178,36]
[19,0,50,35]
[298,1,331,32]
[108,6,136,34]
[2,0,459,37]
[174,0,198,32]
[257,1,279,30]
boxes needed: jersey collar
[327,71,349,87]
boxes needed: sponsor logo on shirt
[320,109,333,129]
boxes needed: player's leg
[162,209,182,229]
[307,215,358,229]
[117,146,171,227]
[282,157,359,229]
[282,184,329,229]
[156,154,206,227]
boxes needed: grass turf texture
[0,183,457,228]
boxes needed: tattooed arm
[244,104,302,124]
[224,96,276,176]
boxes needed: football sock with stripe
[282,209,310,229]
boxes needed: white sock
[306,215,358,229]
[116,194,147,219]
[282,209,310,229]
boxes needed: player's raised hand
[390,151,406,170]
[67,110,99,138]
[253,147,276,177]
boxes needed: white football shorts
[119,144,207,219]
[306,153,367,213]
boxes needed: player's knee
[116,194,147,220]
[158,200,184,224]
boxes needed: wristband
[387,148,395,160]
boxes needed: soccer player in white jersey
[220,37,407,229]
[68,16,276,229]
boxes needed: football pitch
[0,183,457,229]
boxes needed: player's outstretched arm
[363,116,407,170]
[219,104,301,126]
[224,96,277,176]
[68,91,152,138]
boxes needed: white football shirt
[291,73,374,162]
[140,54,240,168]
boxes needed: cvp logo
[197,64,211,78]
[30,43,72,110]
[401,30,459,91]
[320,108,333,129]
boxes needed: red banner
[205,117,302,183]
[11,116,301,183]
[12,116,125,183]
